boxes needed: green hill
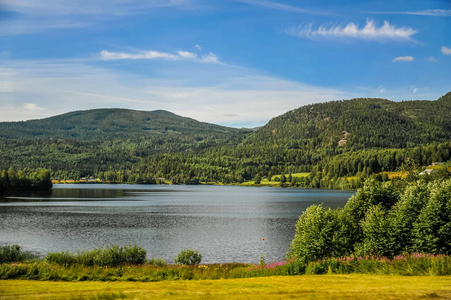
[0,108,248,141]
[1,93,450,185]
[249,92,451,150]
[0,109,251,178]
[136,92,451,185]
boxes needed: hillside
[136,92,451,185]
[0,108,248,141]
[250,92,451,150]
[1,93,450,184]
[0,109,251,178]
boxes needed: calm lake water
[0,184,354,264]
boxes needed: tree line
[0,168,52,193]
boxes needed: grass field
[1,275,451,299]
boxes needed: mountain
[1,93,450,184]
[134,92,451,185]
[249,92,451,150]
[0,108,249,141]
[0,109,251,177]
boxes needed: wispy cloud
[0,0,191,35]
[0,58,347,126]
[441,46,451,55]
[201,52,220,63]
[392,56,414,63]
[0,0,188,16]
[236,0,322,14]
[428,56,438,63]
[290,20,417,41]
[369,9,451,17]
[100,49,222,63]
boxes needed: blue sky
[1,0,450,127]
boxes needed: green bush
[0,245,36,263]
[45,244,147,267]
[44,251,77,266]
[174,249,202,265]
[289,179,451,262]
[147,257,168,267]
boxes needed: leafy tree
[412,180,451,254]
[280,172,286,183]
[254,173,261,184]
[289,178,451,262]
[287,205,353,262]
[174,249,202,265]
[357,204,394,257]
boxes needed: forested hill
[0,108,249,141]
[1,92,451,183]
[249,92,451,150]
[0,108,251,178]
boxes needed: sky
[0,0,450,128]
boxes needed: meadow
[2,275,451,299]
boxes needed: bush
[147,257,168,267]
[287,205,353,262]
[44,251,76,266]
[0,245,28,263]
[174,249,202,265]
[288,178,451,263]
[45,244,147,267]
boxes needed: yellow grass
[1,275,451,299]
[380,172,407,179]
[293,172,310,177]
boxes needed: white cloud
[402,9,451,16]
[177,51,197,59]
[428,56,438,63]
[100,50,177,60]
[441,46,451,55]
[370,9,451,17]
[0,0,191,35]
[236,0,322,15]
[201,52,221,64]
[410,86,418,93]
[392,56,414,63]
[100,49,221,63]
[0,0,187,16]
[291,20,417,41]
[378,85,386,93]
[195,44,202,51]
[23,103,44,112]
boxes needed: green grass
[2,253,450,282]
[2,252,451,299]
[2,275,451,299]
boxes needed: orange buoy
[262,238,265,241]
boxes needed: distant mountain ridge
[0,108,249,140]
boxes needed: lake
[0,184,355,264]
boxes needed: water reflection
[0,184,354,263]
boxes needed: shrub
[45,251,77,266]
[288,179,451,263]
[147,257,168,267]
[0,245,36,263]
[287,205,353,262]
[45,244,147,267]
[174,249,202,265]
